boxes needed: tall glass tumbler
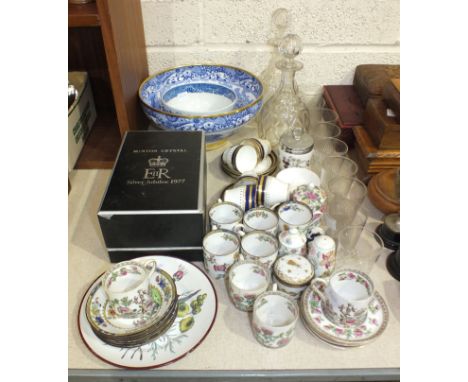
[336,226,385,274]
[310,137,348,174]
[325,176,367,235]
[308,106,339,125]
[320,156,358,190]
[309,121,341,141]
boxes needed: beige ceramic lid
[274,254,313,286]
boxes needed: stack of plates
[300,286,389,348]
[85,266,178,348]
[221,151,278,178]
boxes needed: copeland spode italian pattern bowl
[139,64,264,145]
[300,285,389,347]
[78,256,218,369]
[86,266,177,336]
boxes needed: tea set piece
[300,271,389,348]
[202,229,240,279]
[86,261,178,344]
[273,254,314,300]
[79,256,218,369]
[252,284,299,348]
[209,200,244,231]
[223,144,259,173]
[241,137,272,162]
[240,230,279,269]
[311,269,375,327]
[278,228,307,257]
[226,255,271,312]
[257,175,290,208]
[238,206,279,235]
[223,183,258,211]
[307,234,336,278]
[278,126,314,170]
[276,167,321,194]
[291,184,328,227]
[277,200,314,235]
[221,150,278,178]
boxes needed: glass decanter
[258,8,291,103]
[259,34,310,147]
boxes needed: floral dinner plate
[78,256,218,369]
[300,286,389,347]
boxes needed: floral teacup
[209,200,243,231]
[291,184,328,226]
[311,269,375,327]
[203,229,240,279]
[102,260,157,318]
[227,255,270,312]
[240,230,279,269]
[237,206,278,235]
[252,284,299,348]
[277,201,314,235]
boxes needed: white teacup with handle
[310,269,375,327]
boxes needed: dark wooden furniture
[68,0,149,169]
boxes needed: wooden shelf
[74,111,121,169]
[69,0,148,169]
[68,2,100,27]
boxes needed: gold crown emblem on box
[148,156,169,167]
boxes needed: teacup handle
[270,282,278,292]
[144,260,157,278]
[233,223,246,236]
[310,278,327,301]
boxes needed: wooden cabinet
[68,0,149,169]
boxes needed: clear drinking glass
[308,107,339,125]
[310,121,341,141]
[320,156,358,190]
[310,137,348,173]
[324,176,367,235]
[335,226,385,274]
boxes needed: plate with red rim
[78,256,218,369]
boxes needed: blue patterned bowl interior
[161,83,237,116]
[139,65,263,142]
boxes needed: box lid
[99,131,205,213]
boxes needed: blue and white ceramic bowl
[139,65,264,146]
[161,83,237,116]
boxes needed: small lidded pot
[279,127,314,170]
[278,228,307,257]
[273,254,314,300]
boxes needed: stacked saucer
[300,271,389,348]
[85,262,178,348]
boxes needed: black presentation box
[98,131,207,262]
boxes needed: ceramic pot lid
[273,254,313,286]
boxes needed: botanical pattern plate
[300,286,389,347]
[78,256,218,369]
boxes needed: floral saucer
[86,267,177,335]
[78,256,218,369]
[300,286,389,347]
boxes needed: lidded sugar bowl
[272,254,314,300]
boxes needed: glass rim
[327,176,367,196]
[322,155,358,172]
[337,225,385,248]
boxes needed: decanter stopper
[277,34,303,71]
